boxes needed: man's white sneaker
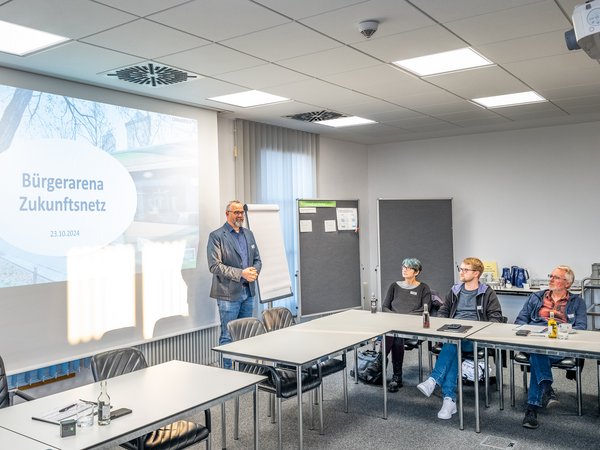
[417,377,436,397]
[437,397,457,419]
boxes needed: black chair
[0,355,34,409]
[262,307,349,413]
[91,348,211,450]
[227,317,322,450]
[509,351,583,415]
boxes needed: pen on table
[79,399,97,405]
[59,403,77,412]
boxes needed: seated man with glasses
[515,265,586,429]
[417,257,503,420]
[207,200,261,369]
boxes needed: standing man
[515,265,586,429]
[207,200,261,368]
[417,257,503,420]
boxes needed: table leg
[297,365,303,450]
[353,347,359,384]
[457,340,463,430]
[509,351,515,407]
[474,341,480,433]
[382,334,387,419]
[484,347,489,408]
[254,385,259,450]
[220,354,227,450]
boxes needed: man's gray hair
[226,200,243,212]
[556,265,575,286]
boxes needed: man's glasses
[457,266,475,273]
[548,274,566,281]
[227,210,245,216]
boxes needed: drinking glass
[77,403,94,427]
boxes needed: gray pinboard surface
[298,199,361,317]
[378,199,454,301]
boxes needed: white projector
[570,0,600,59]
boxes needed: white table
[469,322,600,432]
[0,427,58,449]
[0,361,265,450]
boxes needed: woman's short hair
[402,258,422,273]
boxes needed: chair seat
[513,352,576,369]
[260,368,322,399]
[122,420,210,450]
[404,339,420,350]
[431,342,484,359]
[318,358,346,377]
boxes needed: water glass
[558,323,572,340]
[77,403,95,427]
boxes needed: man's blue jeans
[430,341,473,401]
[527,353,562,407]
[217,287,254,369]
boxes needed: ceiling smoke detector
[286,110,348,122]
[358,20,379,39]
[105,62,199,87]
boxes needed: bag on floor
[461,359,492,382]
[349,348,386,385]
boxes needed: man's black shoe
[387,374,403,392]
[542,387,559,408]
[522,407,539,429]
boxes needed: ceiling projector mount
[358,20,379,38]
[565,0,600,59]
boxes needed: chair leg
[309,390,314,430]
[353,347,359,384]
[206,434,211,450]
[234,395,239,440]
[319,387,324,435]
[270,394,276,424]
[343,365,349,413]
[277,397,283,450]
[522,365,528,393]
[597,361,600,414]
[484,353,490,408]
[267,392,272,417]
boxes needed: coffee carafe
[514,268,529,288]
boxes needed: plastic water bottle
[370,293,377,313]
[97,380,111,425]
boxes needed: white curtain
[234,119,317,314]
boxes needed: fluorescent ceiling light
[208,90,289,107]
[0,20,69,56]
[318,116,376,128]
[393,47,492,76]
[472,91,547,108]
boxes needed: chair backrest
[227,317,267,341]
[91,348,148,381]
[262,307,295,331]
[0,356,8,409]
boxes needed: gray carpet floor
[153,349,600,450]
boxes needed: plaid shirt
[539,290,569,323]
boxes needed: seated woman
[381,258,431,392]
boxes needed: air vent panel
[105,62,199,88]
[285,110,348,122]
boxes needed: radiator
[136,326,220,366]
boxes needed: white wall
[317,136,370,306]
[367,121,600,283]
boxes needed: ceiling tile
[409,0,543,23]
[339,100,417,116]
[324,64,438,99]
[148,0,290,42]
[216,64,311,89]
[416,101,490,116]
[352,25,466,62]
[474,30,571,64]
[436,109,502,122]
[445,1,570,46]
[277,47,380,77]
[0,0,136,38]
[504,52,600,90]
[94,0,190,17]
[267,78,375,108]
[81,19,209,59]
[222,22,342,62]
[390,89,464,108]
[299,0,434,44]
[385,116,461,131]
[157,44,265,77]
[252,0,368,20]
[492,101,567,120]
[538,82,600,100]
[425,66,530,99]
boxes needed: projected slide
[0,86,199,288]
